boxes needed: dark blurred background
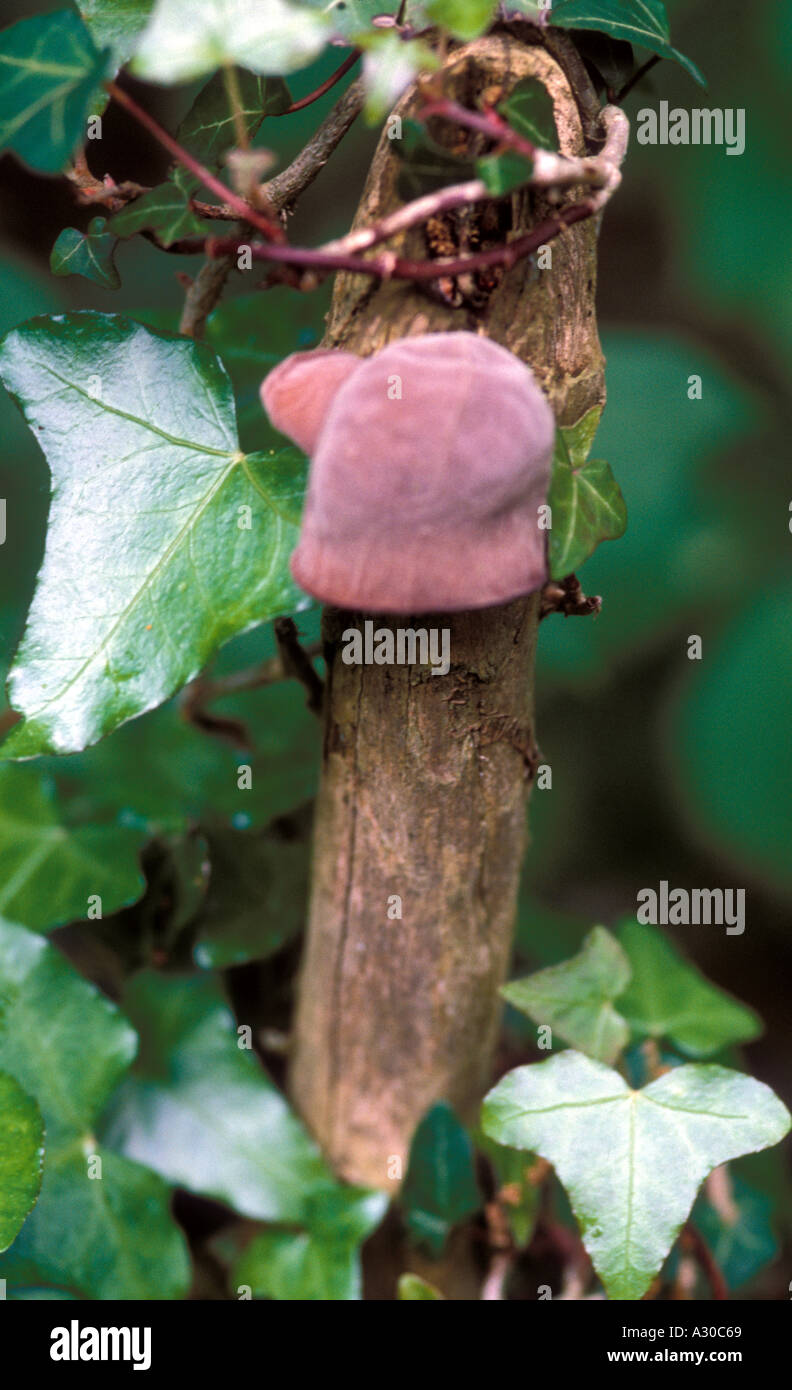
[0,0,789,1294]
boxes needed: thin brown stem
[681,1223,728,1301]
[421,96,536,160]
[282,50,361,113]
[106,80,283,241]
[208,200,596,283]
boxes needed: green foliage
[0,763,146,931]
[398,1272,444,1299]
[692,1174,779,1291]
[132,0,330,84]
[400,1102,480,1255]
[423,0,497,41]
[668,586,792,896]
[233,1188,386,1300]
[482,1051,790,1300]
[617,921,762,1057]
[549,0,704,85]
[498,76,559,151]
[0,1070,44,1252]
[0,920,190,1298]
[77,0,154,68]
[110,169,213,247]
[476,150,533,196]
[360,33,438,122]
[502,925,631,1064]
[50,218,120,290]
[176,68,291,164]
[0,314,307,757]
[0,9,109,174]
[548,406,627,579]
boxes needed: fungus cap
[265,332,556,613]
[260,347,360,456]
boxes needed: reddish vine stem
[282,49,361,112]
[682,1223,728,1301]
[420,95,536,159]
[207,200,594,282]
[106,80,284,241]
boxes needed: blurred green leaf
[401,1102,480,1255]
[110,169,212,246]
[548,408,627,579]
[398,1272,444,1299]
[193,810,311,969]
[499,76,559,151]
[77,0,154,68]
[361,33,437,123]
[502,925,631,1064]
[0,1069,44,1252]
[0,10,109,174]
[617,921,762,1057]
[177,68,291,164]
[0,313,307,757]
[549,0,705,85]
[132,0,329,83]
[0,764,146,932]
[0,920,188,1297]
[538,331,759,680]
[424,0,496,40]
[477,1132,540,1248]
[233,1186,386,1300]
[50,218,120,290]
[692,1173,779,1291]
[476,150,532,195]
[667,585,792,896]
[102,972,376,1224]
[482,1051,790,1300]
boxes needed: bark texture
[290,30,606,1187]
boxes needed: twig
[263,78,366,212]
[539,574,602,621]
[179,254,234,337]
[274,617,324,716]
[106,81,283,241]
[421,96,537,160]
[208,200,597,283]
[181,640,322,731]
[614,54,661,105]
[282,50,361,113]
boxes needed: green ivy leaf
[0,920,190,1297]
[394,119,476,200]
[498,76,559,151]
[401,1102,480,1255]
[398,1272,444,1299]
[617,921,762,1058]
[548,406,627,579]
[77,0,154,69]
[0,10,110,174]
[132,0,329,83]
[502,925,631,1064]
[549,0,705,86]
[692,1174,779,1291]
[233,1187,387,1300]
[361,33,437,123]
[423,0,496,41]
[0,313,308,757]
[110,168,212,247]
[102,972,380,1226]
[50,217,120,290]
[0,1070,44,1253]
[475,150,533,195]
[0,764,146,932]
[482,1051,790,1300]
[192,811,311,969]
[668,585,792,897]
[177,68,291,165]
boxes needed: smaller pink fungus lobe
[261,332,556,613]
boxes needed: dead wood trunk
[290,30,606,1187]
